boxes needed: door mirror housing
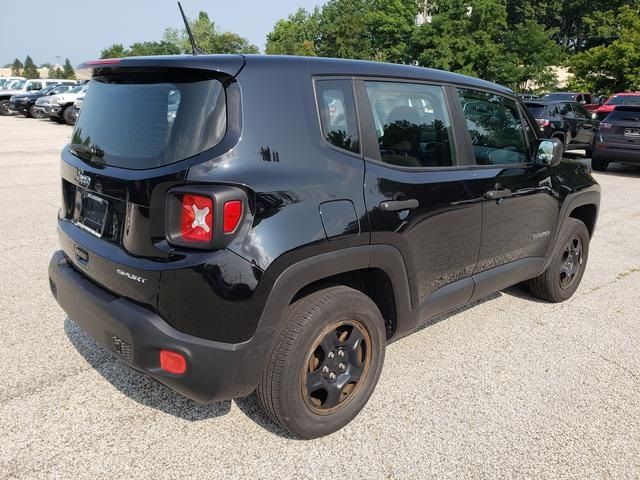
[535,138,563,167]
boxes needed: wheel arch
[569,203,597,237]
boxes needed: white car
[44,84,88,125]
[0,79,77,116]
[0,76,26,90]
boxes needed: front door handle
[484,189,513,200]
[379,199,419,212]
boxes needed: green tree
[62,58,76,79]
[11,58,23,76]
[265,8,321,56]
[364,0,420,63]
[504,21,562,92]
[163,11,258,54]
[317,0,372,59]
[50,67,63,79]
[128,41,181,56]
[569,5,640,93]
[100,44,127,59]
[23,55,39,78]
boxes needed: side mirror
[535,138,563,167]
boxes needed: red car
[595,92,640,120]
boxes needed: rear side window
[364,81,454,168]
[71,73,226,170]
[315,79,359,154]
[457,89,529,165]
[606,108,640,122]
[525,103,546,118]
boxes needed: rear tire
[256,286,386,439]
[591,156,608,171]
[529,218,589,303]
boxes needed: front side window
[315,79,359,154]
[364,81,454,168]
[457,89,529,165]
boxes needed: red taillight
[600,122,613,130]
[181,194,213,242]
[536,118,550,129]
[223,200,243,233]
[159,350,187,375]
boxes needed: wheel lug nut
[339,363,346,371]
[329,372,336,380]
[322,366,329,373]
[328,352,335,359]
[337,350,345,357]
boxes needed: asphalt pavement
[1,115,639,479]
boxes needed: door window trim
[451,86,534,169]
[353,77,464,172]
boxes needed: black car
[525,100,599,154]
[48,55,600,439]
[10,84,74,118]
[592,106,640,171]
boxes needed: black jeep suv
[48,55,600,438]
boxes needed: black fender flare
[239,244,412,392]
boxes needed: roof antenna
[178,2,202,55]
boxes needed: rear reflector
[223,200,243,233]
[160,350,187,375]
[181,194,213,242]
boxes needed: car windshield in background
[71,76,227,169]
[541,93,574,101]
[10,80,26,90]
[606,95,640,106]
[525,103,546,117]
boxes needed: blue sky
[1,0,325,66]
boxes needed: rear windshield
[606,95,640,106]
[71,73,226,170]
[525,103,546,117]
[606,108,640,123]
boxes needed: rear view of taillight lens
[181,194,213,242]
[165,186,248,249]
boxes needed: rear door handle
[379,199,419,212]
[484,189,513,200]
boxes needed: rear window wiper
[68,143,105,164]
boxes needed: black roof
[78,54,513,96]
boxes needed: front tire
[62,106,75,125]
[28,104,43,119]
[529,218,589,302]
[0,100,14,116]
[257,286,386,439]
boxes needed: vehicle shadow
[592,163,640,178]
[64,316,294,437]
[64,317,232,421]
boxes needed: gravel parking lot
[1,115,639,479]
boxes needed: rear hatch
[600,106,640,150]
[58,55,244,311]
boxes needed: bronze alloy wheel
[301,318,372,415]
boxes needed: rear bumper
[593,144,640,164]
[48,250,263,402]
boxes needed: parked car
[540,92,602,112]
[0,79,76,116]
[591,106,640,171]
[525,100,599,154]
[44,84,87,125]
[0,76,26,90]
[48,55,600,439]
[9,84,75,118]
[70,95,84,122]
[594,93,640,120]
